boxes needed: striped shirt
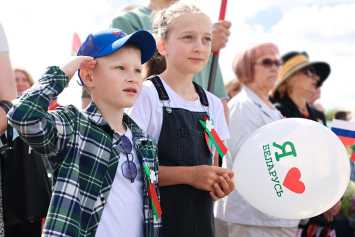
[7,66,162,237]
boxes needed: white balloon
[232,118,350,219]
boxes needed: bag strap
[0,133,6,145]
[0,102,10,114]
[0,124,13,147]
[6,124,13,146]
[0,100,13,110]
[0,100,14,146]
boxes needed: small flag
[350,144,355,161]
[142,164,162,221]
[72,32,81,56]
[331,119,355,146]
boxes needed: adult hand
[323,200,341,222]
[211,21,231,52]
[60,56,96,84]
[188,165,229,192]
[210,172,235,201]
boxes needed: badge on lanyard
[199,117,228,158]
[143,164,162,220]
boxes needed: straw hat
[275,51,330,91]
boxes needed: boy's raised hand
[60,56,96,82]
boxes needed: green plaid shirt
[7,66,162,237]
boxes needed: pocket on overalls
[177,127,211,166]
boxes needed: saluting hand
[60,56,96,85]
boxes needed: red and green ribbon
[350,143,355,161]
[199,117,228,158]
[143,164,162,221]
[204,117,213,153]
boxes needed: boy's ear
[156,37,167,56]
[80,69,94,88]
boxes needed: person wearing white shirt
[214,43,300,237]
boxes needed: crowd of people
[0,1,354,237]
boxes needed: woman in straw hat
[214,43,300,237]
[271,51,341,237]
[270,51,329,125]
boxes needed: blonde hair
[142,3,207,79]
[225,78,242,98]
[271,72,299,100]
[13,68,35,86]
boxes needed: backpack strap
[0,100,14,146]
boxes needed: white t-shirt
[0,23,9,52]
[126,76,230,157]
[96,127,144,237]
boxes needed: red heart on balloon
[283,167,305,194]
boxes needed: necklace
[296,104,308,117]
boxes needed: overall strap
[193,82,209,107]
[147,76,210,115]
[147,75,172,113]
[147,75,170,101]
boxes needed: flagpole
[207,0,228,93]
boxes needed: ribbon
[350,143,355,162]
[143,164,162,221]
[204,117,213,154]
[199,118,228,158]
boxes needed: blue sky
[1,0,354,112]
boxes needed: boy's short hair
[119,41,141,52]
[77,28,156,85]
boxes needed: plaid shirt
[7,66,162,237]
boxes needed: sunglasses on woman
[301,67,320,79]
[256,57,283,68]
[120,135,137,183]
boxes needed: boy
[7,29,161,237]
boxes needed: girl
[127,3,234,237]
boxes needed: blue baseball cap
[77,28,156,85]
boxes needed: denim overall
[148,76,214,237]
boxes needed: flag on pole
[350,143,355,161]
[72,32,81,56]
[331,119,355,146]
[207,0,228,93]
